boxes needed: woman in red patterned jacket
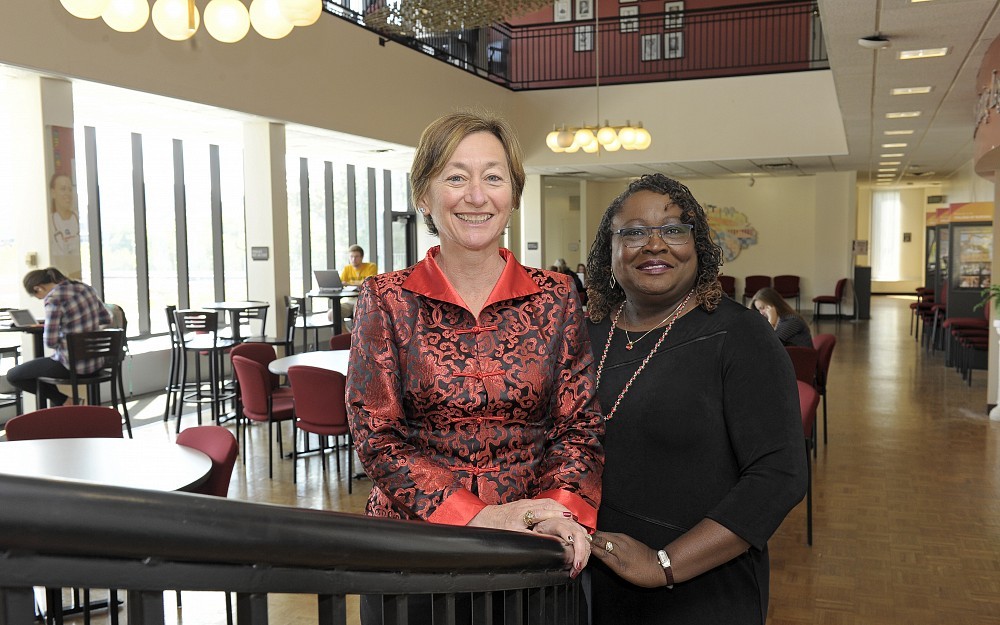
[346,112,604,620]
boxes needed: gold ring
[605,541,614,553]
[523,510,536,527]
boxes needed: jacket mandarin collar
[402,246,541,312]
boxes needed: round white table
[268,350,350,376]
[0,438,212,492]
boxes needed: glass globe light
[618,124,637,149]
[582,138,600,153]
[546,130,565,152]
[564,142,581,153]
[574,127,595,147]
[556,129,575,149]
[152,0,200,40]
[634,127,652,150]
[604,138,622,152]
[250,0,294,39]
[60,0,111,19]
[596,123,618,146]
[278,0,322,26]
[205,0,251,42]
[102,0,149,32]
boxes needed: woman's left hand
[531,517,593,578]
[590,530,668,588]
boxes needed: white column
[243,121,290,337]
[520,174,544,268]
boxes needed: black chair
[287,296,333,353]
[0,345,23,418]
[35,329,132,437]
[102,304,132,430]
[163,305,183,422]
[243,304,298,356]
[173,310,236,432]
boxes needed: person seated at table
[328,244,378,328]
[6,267,111,406]
[751,287,812,347]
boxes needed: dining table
[268,349,350,376]
[0,322,44,359]
[0,438,212,493]
[204,300,270,343]
[306,289,359,336]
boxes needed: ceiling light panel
[886,111,921,119]
[899,48,948,60]
[881,153,904,158]
[885,130,915,135]
[882,143,908,148]
[880,161,901,166]
[892,86,932,95]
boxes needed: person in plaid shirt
[7,267,111,406]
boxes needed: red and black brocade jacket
[346,247,604,530]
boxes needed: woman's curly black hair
[585,174,724,322]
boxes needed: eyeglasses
[613,224,694,248]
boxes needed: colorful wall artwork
[705,204,758,262]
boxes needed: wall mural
[705,204,758,262]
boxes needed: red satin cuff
[535,489,598,532]
[427,489,487,526]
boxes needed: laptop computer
[314,270,346,294]
[7,309,40,328]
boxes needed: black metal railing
[322,0,827,90]
[0,475,579,624]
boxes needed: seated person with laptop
[327,245,377,327]
[7,267,111,406]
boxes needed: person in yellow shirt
[333,244,377,328]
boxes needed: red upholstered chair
[910,288,933,337]
[812,278,848,321]
[742,275,772,306]
[786,346,820,456]
[812,334,837,449]
[5,405,124,440]
[231,355,294,479]
[328,332,353,351]
[175,425,238,624]
[287,365,353,490]
[718,275,737,299]
[797,380,820,546]
[773,275,801,310]
[943,303,990,384]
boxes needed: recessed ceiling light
[880,161,901,166]
[884,130,914,135]
[886,111,921,119]
[879,168,897,172]
[881,153,904,158]
[882,143,908,148]
[899,48,948,60]
[911,0,933,3]
[892,86,932,95]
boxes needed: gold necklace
[595,290,694,422]
[622,302,685,351]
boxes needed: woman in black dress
[585,174,807,625]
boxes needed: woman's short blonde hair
[410,111,525,235]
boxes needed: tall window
[143,135,179,334]
[95,127,139,326]
[871,190,901,281]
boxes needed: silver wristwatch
[656,549,674,589]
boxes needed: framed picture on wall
[664,31,684,58]
[576,0,593,20]
[574,25,594,52]
[620,6,639,32]
[664,1,684,29]
[554,0,572,22]
[641,34,660,61]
